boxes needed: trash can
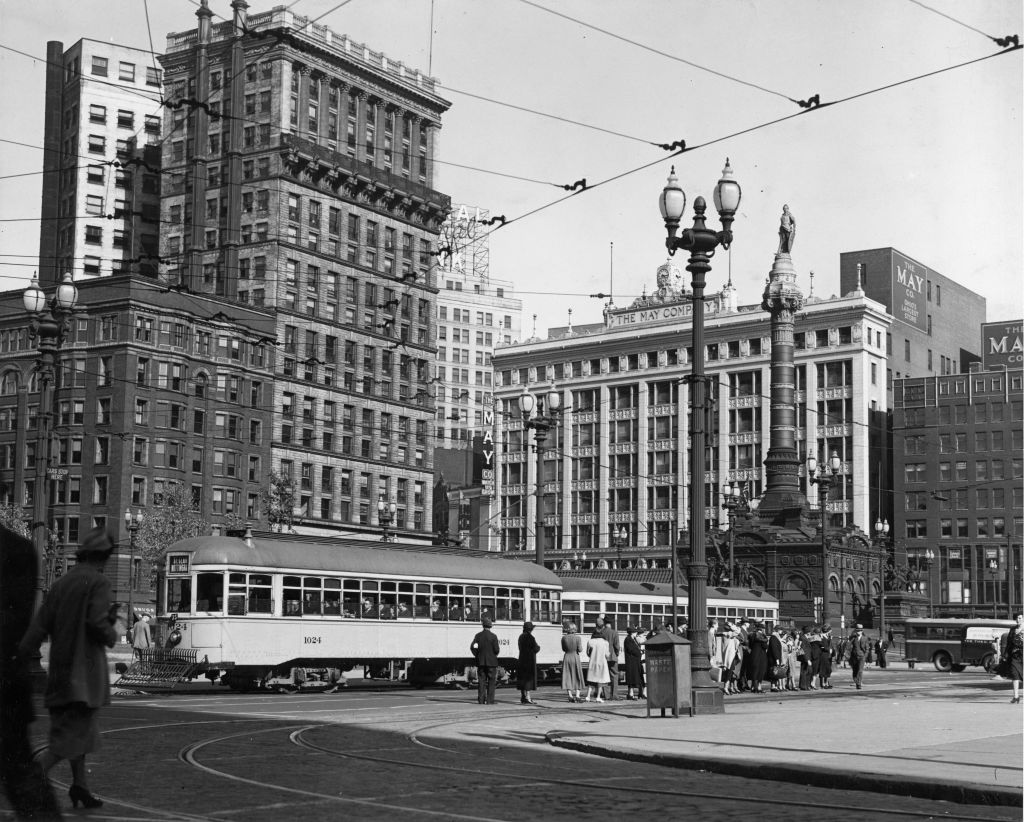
[644,631,691,717]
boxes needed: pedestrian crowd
[711,619,883,694]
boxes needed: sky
[0,0,1021,337]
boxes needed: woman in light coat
[584,628,610,703]
[560,622,586,702]
[720,625,741,695]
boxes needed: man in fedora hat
[848,624,871,690]
[470,616,501,705]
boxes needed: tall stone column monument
[755,206,811,527]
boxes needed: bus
[903,618,1015,672]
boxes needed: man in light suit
[849,624,871,690]
[470,616,501,705]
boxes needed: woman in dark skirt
[517,622,540,704]
[623,626,645,700]
[818,624,834,689]
[748,623,769,693]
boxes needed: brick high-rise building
[893,363,1023,618]
[158,4,451,539]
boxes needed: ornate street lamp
[807,451,842,625]
[518,381,572,566]
[377,496,398,542]
[658,159,741,715]
[720,482,747,586]
[874,516,891,639]
[124,507,144,637]
[23,272,79,615]
[612,525,628,568]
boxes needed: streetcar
[560,577,779,635]
[155,533,780,691]
[158,533,564,691]
[903,617,1015,672]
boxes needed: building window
[91,56,108,76]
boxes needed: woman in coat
[516,622,540,704]
[584,628,610,703]
[720,625,741,695]
[19,528,120,810]
[807,626,823,690]
[560,623,586,702]
[747,623,769,693]
[818,625,834,689]
[623,626,645,700]
[1002,612,1023,703]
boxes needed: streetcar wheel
[933,651,953,672]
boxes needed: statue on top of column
[777,204,796,255]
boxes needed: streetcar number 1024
[303,636,321,644]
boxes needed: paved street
[2,666,1019,821]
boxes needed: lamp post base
[690,669,725,715]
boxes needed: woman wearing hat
[720,624,741,695]
[560,623,586,703]
[623,626,645,700]
[19,527,120,809]
[517,622,540,704]
[584,626,610,703]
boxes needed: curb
[545,733,1023,807]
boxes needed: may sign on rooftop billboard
[982,320,1023,368]
[890,251,928,332]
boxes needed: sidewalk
[541,676,1022,806]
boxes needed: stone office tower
[158,2,451,538]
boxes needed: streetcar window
[167,578,191,613]
[195,573,223,612]
[303,590,322,615]
[343,580,360,617]
[228,572,246,614]
[431,584,447,620]
[323,579,341,615]
[496,588,510,621]
[510,589,525,622]
[531,590,561,624]
[397,583,414,618]
[448,586,463,620]
[248,574,272,614]
[283,576,302,617]
[465,586,480,621]
[379,582,397,619]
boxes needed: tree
[0,504,29,538]
[259,471,296,533]
[135,484,209,571]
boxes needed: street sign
[46,468,69,480]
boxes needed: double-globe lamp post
[22,273,79,611]
[518,382,571,567]
[124,507,143,638]
[720,482,746,586]
[807,452,842,626]
[377,496,397,542]
[659,159,741,715]
[874,516,890,640]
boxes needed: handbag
[772,663,788,679]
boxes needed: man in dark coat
[849,624,870,690]
[0,524,62,819]
[470,616,501,705]
[767,625,785,691]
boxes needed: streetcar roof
[558,576,779,603]
[171,536,562,587]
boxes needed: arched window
[194,371,209,398]
[829,574,840,593]
[0,370,19,395]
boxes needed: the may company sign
[982,320,1023,368]
[473,408,496,497]
[890,250,928,332]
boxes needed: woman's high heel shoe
[69,785,103,809]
